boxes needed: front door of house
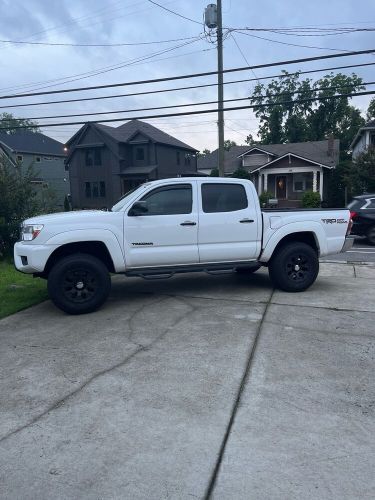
[276,175,287,199]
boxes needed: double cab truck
[14,178,354,314]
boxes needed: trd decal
[321,218,348,224]
[131,242,154,246]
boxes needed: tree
[197,148,211,158]
[249,71,365,153]
[366,97,375,121]
[0,156,40,255]
[0,112,40,134]
[348,148,375,195]
[224,139,237,151]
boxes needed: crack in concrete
[204,289,275,500]
[270,301,375,315]
[0,297,195,446]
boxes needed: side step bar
[125,261,260,280]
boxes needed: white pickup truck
[14,177,353,314]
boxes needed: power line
[0,37,204,94]
[0,34,202,47]
[230,33,260,85]
[1,48,374,100]
[1,90,374,131]
[1,61,374,110]
[7,82,373,122]
[7,38,202,94]
[146,0,202,25]
[233,30,354,52]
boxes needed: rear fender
[260,222,326,263]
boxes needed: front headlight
[21,224,44,241]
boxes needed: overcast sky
[0,0,374,151]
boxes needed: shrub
[210,167,219,177]
[0,157,41,256]
[259,191,273,207]
[302,191,321,208]
[231,167,251,180]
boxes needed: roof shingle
[0,131,66,156]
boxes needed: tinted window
[348,199,364,210]
[139,184,192,215]
[202,183,248,213]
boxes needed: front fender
[46,229,126,272]
[259,222,326,263]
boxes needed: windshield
[111,183,151,212]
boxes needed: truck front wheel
[268,242,319,292]
[47,253,111,314]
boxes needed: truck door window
[139,184,192,215]
[201,183,248,213]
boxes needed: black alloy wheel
[48,253,111,314]
[268,242,319,292]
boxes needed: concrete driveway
[0,263,375,499]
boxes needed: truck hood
[24,210,107,225]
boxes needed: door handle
[180,221,197,226]
[239,219,254,223]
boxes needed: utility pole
[216,0,225,177]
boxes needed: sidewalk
[0,262,374,499]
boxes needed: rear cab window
[201,183,248,213]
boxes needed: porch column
[319,169,324,199]
[313,170,318,192]
[264,173,268,192]
[258,173,262,194]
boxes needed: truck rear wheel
[47,253,111,314]
[268,242,319,292]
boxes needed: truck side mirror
[128,200,148,216]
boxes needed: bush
[259,191,273,207]
[210,167,219,177]
[231,167,251,180]
[302,191,321,208]
[0,157,41,256]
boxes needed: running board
[125,261,260,279]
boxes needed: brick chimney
[327,135,334,157]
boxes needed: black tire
[235,264,261,274]
[366,226,375,246]
[47,253,111,314]
[268,242,319,292]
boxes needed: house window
[92,182,99,198]
[100,181,106,197]
[136,147,145,161]
[176,152,180,165]
[35,156,41,163]
[85,148,102,166]
[185,154,191,166]
[16,155,23,163]
[43,156,53,161]
[85,182,91,198]
[293,173,307,192]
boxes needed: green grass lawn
[0,260,48,319]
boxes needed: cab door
[198,181,260,262]
[124,182,199,268]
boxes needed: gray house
[350,119,375,159]
[65,119,198,209]
[0,131,68,208]
[198,139,339,207]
